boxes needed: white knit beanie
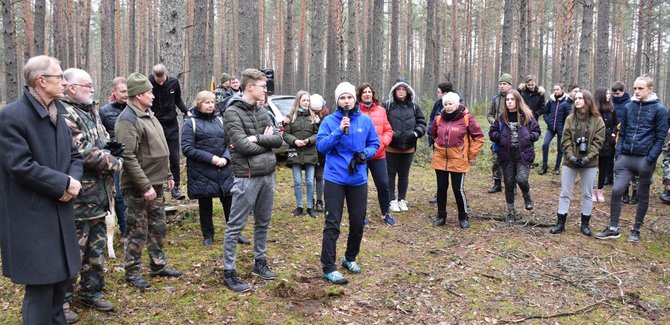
[334,82,357,102]
[442,92,461,105]
[309,94,324,111]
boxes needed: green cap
[220,73,232,83]
[499,73,513,85]
[127,72,153,97]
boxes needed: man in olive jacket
[0,55,83,324]
[115,72,182,290]
[221,69,283,293]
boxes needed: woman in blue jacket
[182,91,249,246]
[317,82,379,285]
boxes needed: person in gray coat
[0,55,84,324]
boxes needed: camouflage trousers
[663,156,670,185]
[491,151,503,181]
[65,217,107,302]
[122,186,168,276]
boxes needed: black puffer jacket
[283,109,319,165]
[518,83,546,119]
[182,109,233,199]
[223,96,283,177]
[598,110,617,157]
[383,81,427,150]
[99,101,126,140]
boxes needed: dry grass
[2,116,669,324]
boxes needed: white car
[266,95,295,155]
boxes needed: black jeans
[161,120,181,187]
[198,196,232,240]
[435,170,467,219]
[386,152,414,201]
[597,155,613,189]
[320,181,367,273]
[367,158,390,215]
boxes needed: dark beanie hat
[127,72,153,97]
[220,73,232,83]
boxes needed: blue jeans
[292,164,315,209]
[542,128,563,169]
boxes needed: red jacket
[360,102,393,160]
[430,108,485,173]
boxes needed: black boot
[622,186,630,204]
[580,214,591,236]
[538,165,548,175]
[433,212,446,227]
[458,214,469,229]
[628,190,638,205]
[550,213,567,234]
[487,180,502,193]
[523,193,534,210]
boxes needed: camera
[576,137,588,154]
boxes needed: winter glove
[348,151,367,175]
[568,156,579,165]
[104,141,126,158]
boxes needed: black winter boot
[458,214,469,229]
[487,180,502,193]
[523,193,534,210]
[580,214,591,236]
[538,165,548,175]
[549,213,567,234]
[433,212,447,227]
[628,190,638,205]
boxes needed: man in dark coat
[0,55,84,324]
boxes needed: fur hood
[388,81,417,104]
[549,92,567,102]
[631,92,659,103]
[518,83,545,96]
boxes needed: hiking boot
[628,190,638,205]
[316,200,324,212]
[389,200,400,212]
[549,213,567,234]
[538,165,548,175]
[292,207,304,216]
[383,213,396,226]
[63,302,79,324]
[252,258,277,280]
[171,188,186,200]
[203,237,213,246]
[341,259,361,274]
[660,190,670,204]
[125,275,151,290]
[433,213,446,227]
[429,194,437,204]
[487,180,502,193]
[307,208,317,218]
[238,235,251,245]
[323,271,348,284]
[595,228,621,240]
[223,270,251,292]
[79,297,114,312]
[628,229,641,243]
[580,214,591,236]
[398,199,409,211]
[150,267,182,278]
[459,219,470,229]
[553,168,560,175]
[523,193,534,210]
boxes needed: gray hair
[63,68,91,85]
[23,55,60,87]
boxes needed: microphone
[343,107,350,135]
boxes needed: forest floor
[1,116,670,324]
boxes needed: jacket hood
[612,91,631,104]
[518,83,545,96]
[631,92,659,104]
[388,82,416,104]
[226,94,255,110]
[550,92,567,102]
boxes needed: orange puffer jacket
[360,102,393,160]
[430,108,485,173]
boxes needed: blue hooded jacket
[612,91,631,124]
[616,94,668,163]
[317,105,380,186]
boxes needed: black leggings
[198,196,232,239]
[386,152,415,201]
[435,170,467,219]
[597,155,613,189]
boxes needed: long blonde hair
[498,89,534,126]
[288,90,318,124]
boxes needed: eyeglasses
[72,83,94,89]
[252,84,267,89]
[41,74,64,80]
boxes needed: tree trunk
[78,0,92,71]
[594,0,610,88]
[633,0,645,77]
[517,0,528,79]
[52,0,67,63]
[325,0,344,103]
[188,0,207,104]
[560,0,575,85]
[2,0,19,101]
[422,0,435,97]
[128,0,136,72]
[296,0,308,91]
[309,0,326,95]
[346,0,359,84]
[100,0,116,105]
[206,0,214,88]
[22,0,34,60]
[388,0,399,93]
[500,0,514,75]
[282,0,295,95]
[450,1,459,87]
[160,0,185,77]
[34,0,45,55]
[368,0,383,91]
[578,0,594,89]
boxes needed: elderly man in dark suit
[0,55,84,324]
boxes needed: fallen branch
[472,213,554,227]
[503,298,608,323]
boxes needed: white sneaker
[398,199,408,211]
[389,200,400,212]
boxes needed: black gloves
[348,151,367,175]
[569,156,578,164]
[569,156,590,168]
[104,141,126,158]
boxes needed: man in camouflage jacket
[61,68,121,313]
[661,127,670,204]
